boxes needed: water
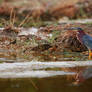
[0,77,92,92]
[0,61,92,92]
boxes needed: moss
[48,30,60,44]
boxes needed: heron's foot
[89,52,92,60]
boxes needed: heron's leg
[89,49,92,59]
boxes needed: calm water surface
[0,61,92,92]
[0,76,92,92]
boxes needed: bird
[67,27,92,60]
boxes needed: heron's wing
[82,35,92,49]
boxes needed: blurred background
[0,0,91,27]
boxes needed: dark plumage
[68,27,92,59]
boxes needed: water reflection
[75,66,92,84]
[0,76,92,92]
[0,61,92,92]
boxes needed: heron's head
[76,27,86,36]
[67,27,85,36]
[67,27,83,31]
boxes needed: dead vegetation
[0,0,92,19]
[0,22,90,61]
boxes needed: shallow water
[0,61,92,92]
[0,77,92,92]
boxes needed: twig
[30,79,38,90]
[12,10,16,27]
[10,7,14,27]
[18,14,30,27]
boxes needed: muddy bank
[0,21,92,61]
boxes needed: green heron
[68,27,92,59]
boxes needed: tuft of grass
[76,7,88,18]
[85,22,92,25]
[0,7,32,28]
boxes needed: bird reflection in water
[74,66,92,85]
[60,66,92,85]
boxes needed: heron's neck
[79,31,86,36]
[77,31,86,43]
